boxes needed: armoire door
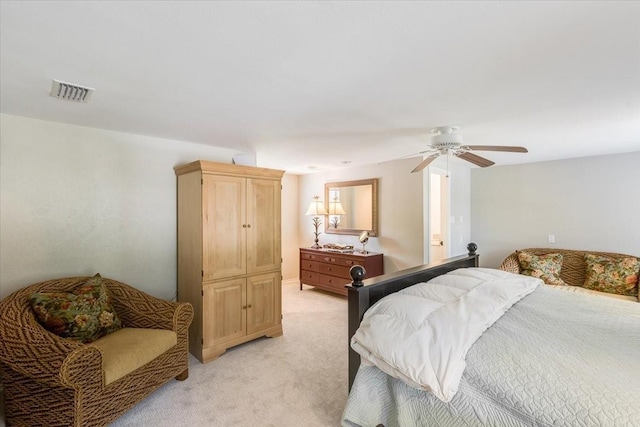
[246,272,280,335]
[202,175,247,280]
[203,278,246,346]
[246,179,281,274]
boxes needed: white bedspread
[343,284,640,426]
[350,268,541,402]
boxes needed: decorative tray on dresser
[299,247,384,296]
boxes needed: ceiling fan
[409,126,528,173]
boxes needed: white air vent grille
[50,80,94,103]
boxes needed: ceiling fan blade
[411,154,440,173]
[457,152,495,167]
[466,145,528,153]
[378,149,437,165]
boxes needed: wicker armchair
[499,247,640,288]
[0,276,194,426]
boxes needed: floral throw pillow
[583,254,639,297]
[29,274,122,343]
[517,251,566,286]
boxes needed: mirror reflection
[324,178,378,236]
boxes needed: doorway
[428,169,450,263]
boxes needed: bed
[342,253,640,426]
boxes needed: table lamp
[305,196,329,249]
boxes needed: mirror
[324,178,378,236]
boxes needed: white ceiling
[1,1,639,174]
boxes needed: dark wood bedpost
[345,252,479,391]
[347,265,369,393]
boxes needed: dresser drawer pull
[346,260,353,265]
[324,257,330,262]
[327,267,332,271]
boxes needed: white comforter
[350,268,541,402]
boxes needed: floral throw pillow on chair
[517,251,566,286]
[29,274,122,343]
[583,254,639,297]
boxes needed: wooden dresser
[299,248,384,296]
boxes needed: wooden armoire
[174,160,285,363]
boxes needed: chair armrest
[60,345,104,389]
[106,279,193,332]
[499,252,521,274]
[173,302,194,334]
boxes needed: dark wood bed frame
[345,253,479,390]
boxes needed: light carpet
[0,281,349,427]
[111,280,348,426]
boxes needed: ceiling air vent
[50,79,94,103]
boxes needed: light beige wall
[298,158,425,275]
[280,173,300,280]
[470,151,640,268]
[0,114,241,299]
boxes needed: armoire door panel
[246,273,280,335]
[246,179,281,274]
[202,175,247,280]
[203,279,246,346]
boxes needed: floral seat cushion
[29,274,122,343]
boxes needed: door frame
[423,166,451,264]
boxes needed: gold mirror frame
[324,178,378,236]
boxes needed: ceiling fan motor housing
[431,127,463,150]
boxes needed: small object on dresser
[350,265,366,287]
[323,243,354,253]
[467,242,478,255]
[359,230,370,254]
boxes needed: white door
[428,170,450,263]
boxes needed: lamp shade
[328,200,347,215]
[305,196,328,216]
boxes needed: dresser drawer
[338,257,358,267]
[318,263,350,278]
[318,273,350,288]
[319,254,340,264]
[320,254,359,268]
[300,270,319,283]
[301,260,320,272]
[301,252,319,261]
